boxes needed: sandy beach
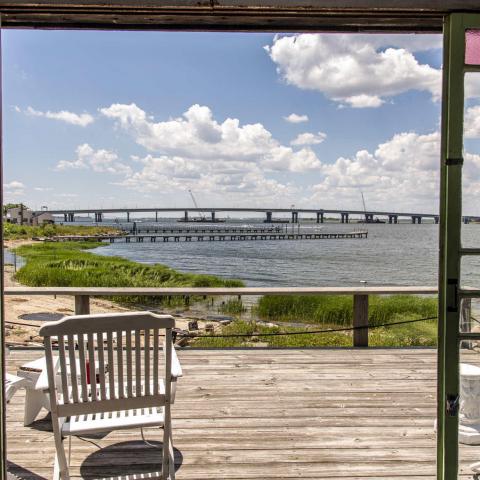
[3,239,213,345]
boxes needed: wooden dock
[6,347,480,479]
[44,230,368,244]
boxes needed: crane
[188,190,205,221]
[361,191,368,222]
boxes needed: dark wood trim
[2,1,478,31]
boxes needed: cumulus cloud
[4,181,25,190]
[307,130,443,212]
[291,131,327,146]
[22,106,94,126]
[56,144,132,175]
[265,34,442,108]
[4,180,25,197]
[100,103,322,173]
[465,105,480,138]
[284,113,309,123]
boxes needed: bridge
[38,207,479,225]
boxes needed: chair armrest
[164,340,182,378]
[35,356,59,391]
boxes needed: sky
[3,29,480,215]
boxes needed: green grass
[14,241,244,306]
[218,299,247,315]
[4,223,122,240]
[255,294,437,326]
[194,294,438,347]
[191,317,438,348]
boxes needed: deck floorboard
[6,348,480,479]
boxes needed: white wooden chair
[39,311,182,480]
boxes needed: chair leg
[162,405,172,480]
[52,417,70,480]
[168,429,175,480]
[162,424,169,480]
[24,389,47,426]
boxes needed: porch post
[438,13,465,480]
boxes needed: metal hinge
[445,157,464,166]
[447,278,458,313]
[446,394,460,417]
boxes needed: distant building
[5,206,53,226]
[31,211,54,226]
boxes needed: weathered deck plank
[6,348,480,479]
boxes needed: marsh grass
[219,299,246,315]
[255,294,437,326]
[191,317,437,348]
[195,294,438,347]
[14,241,244,306]
[4,223,121,240]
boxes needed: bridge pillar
[341,213,349,224]
[435,216,439,224]
[127,212,130,223]
[211,211,216,222]
[64,213,68,222]
[464,216,471,224]
[389,215,398,224]
[418,216,422,224]
[68,213,74,222]
[366,214,374,223]
[95,212,103,223]
[266,211,272,223]
[291,211,298,223]
[155,211,158,222]
[316,212,324,223]
[411,216,416,224]
[184,211,188,222]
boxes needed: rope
[180,316,438,338]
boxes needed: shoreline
[4,239,239,346]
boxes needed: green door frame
[438,12,480,480]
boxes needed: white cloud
[284,113,309,123]
[56,144,132,175]
[4,180,25,197]
[23,106,94,126]
[291,131,327,146]
[4,181,25,190]
[34,187,53,192]
[465,105,480,138]
[100,103,322,173]
[265,34,442,108]
[307,131,441,211]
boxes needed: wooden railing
[4,286,438,347]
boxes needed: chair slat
[87,333,97,401]
[106,331,115,399]
[96,332,107,401]
[126,330,133,397]
[153,328,159,395]
[77,334,88,402]
[57,336,69,402]
[144,329,150,396]
[135,330,141,396]
[116,331,124,398]
[67,334,79,403]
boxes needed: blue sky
[4,29,479,214]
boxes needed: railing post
[353,294,369,347]
[75,295,90,315]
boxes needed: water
[91,222,480,287]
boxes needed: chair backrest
[39,311,175,418]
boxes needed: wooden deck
[5,348,480,479]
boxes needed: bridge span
[38,207,478,225]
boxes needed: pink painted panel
[466,29,480,65]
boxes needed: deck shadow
[80,440,183,479]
